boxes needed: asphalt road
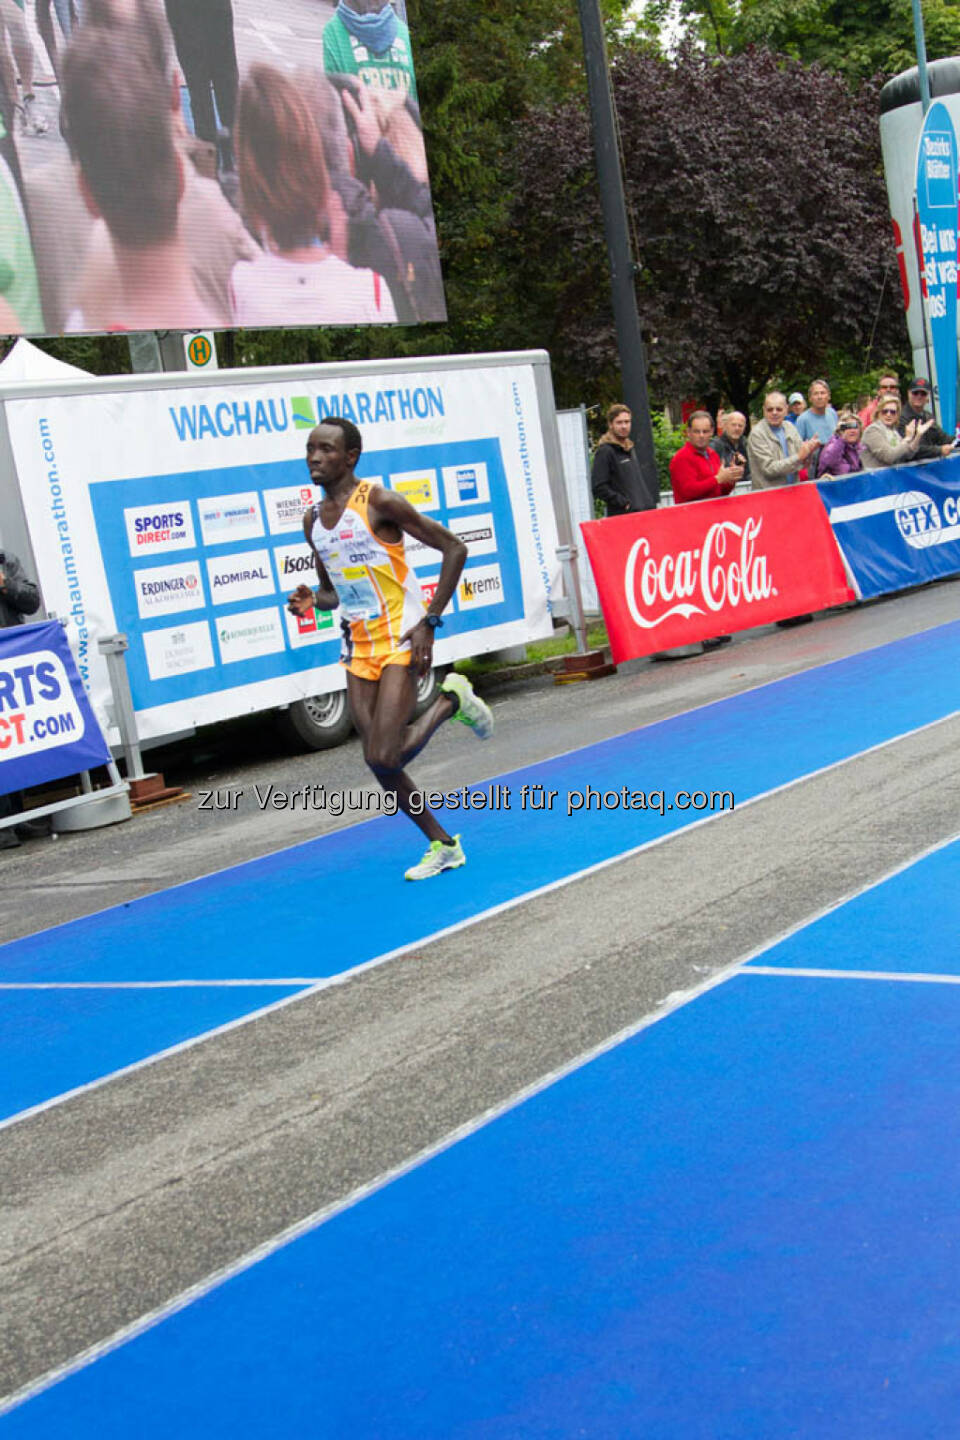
[2,581,960,1405]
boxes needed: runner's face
[306,424,351,487]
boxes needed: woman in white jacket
[861,397,932,469]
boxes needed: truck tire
[276,691,354,751]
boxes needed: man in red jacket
[669,411,743,504]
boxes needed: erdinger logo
[895,491,942,548]
[625,517,773,628]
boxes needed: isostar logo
[0,651,84,756]
[625,517,773,629]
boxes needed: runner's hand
[288,584,315,617]
[400,618,434,677]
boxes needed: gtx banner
[817,458,960,599]
[0,620,111,796]
[581,488,852,662]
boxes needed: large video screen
[0,0,444,336]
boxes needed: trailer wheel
[413,664,449,716]
[276,691,354,751]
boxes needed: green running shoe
[441,672,494,739]
[404,835,466,881]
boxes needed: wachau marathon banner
[3,362,559,742]
[581,487,852,662]
[915,101,959,434]
[817,457,960,598]
[0,620,111,797]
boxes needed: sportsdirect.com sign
[0,620,112,796]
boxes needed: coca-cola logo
[625,517,774,628]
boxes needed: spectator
[747,391,820,488]
[785,392,805,426]
[670,410,743,503]
[0,545,40,851]
[590,403,642,516]
[60,0,257,332]
[817,413,864,478]
[231,64,396,326]
[795,378,838,449]
[163,1,238,176]
[858,372,899,429]
[861,397,932,470]
[323,0,418,109]
[709,410,750,486]
[899,379,955,461]
[61,28,220,331]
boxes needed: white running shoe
[441,672,494,740]
[404,835,466,881]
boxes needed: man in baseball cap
[900,380,955,461]
[785,392,805,426]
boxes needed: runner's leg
[348,667,455,844]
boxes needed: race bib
[337,565,380,620]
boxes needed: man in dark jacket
[0,550,41,849]
[591,404,646,516]
[899,379,956,462]
[709,411,751,486]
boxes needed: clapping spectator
[747,391,819,488]
[861,397,932,469]
[709,410,750,486]
[817,413,864,478]
[671,410,743,503]
[899,379,955,461]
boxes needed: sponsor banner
[442,462,490,508]
[449,512,497,557]
[216,608,287,665]
[263,484,316,535]
[125,502,195,557]
[5,361,559,740]
[390,469,439,509]
[283,604,337,650]
[206,549,275,606]
[198,492,265,546]
[817,458,960,598]
[458,563,505,611]
[915,102,959,434]
[143,621,216,682]
[0,620,111,795]
[581,488,852,662]
[272,541,316,589]
[134,559,205,620]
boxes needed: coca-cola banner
[581,488,853,662]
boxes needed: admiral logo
[0,651,84,757]
[125,502,195,557]
[206,549,275,605]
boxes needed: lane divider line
[745,966,960,985]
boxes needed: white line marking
[2,716,959,1138]
[745,966,960,984]
[2,829,959,1417]
[0,980,318,991]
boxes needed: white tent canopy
[0,338,90,381]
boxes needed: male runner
[288,416,493,880]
